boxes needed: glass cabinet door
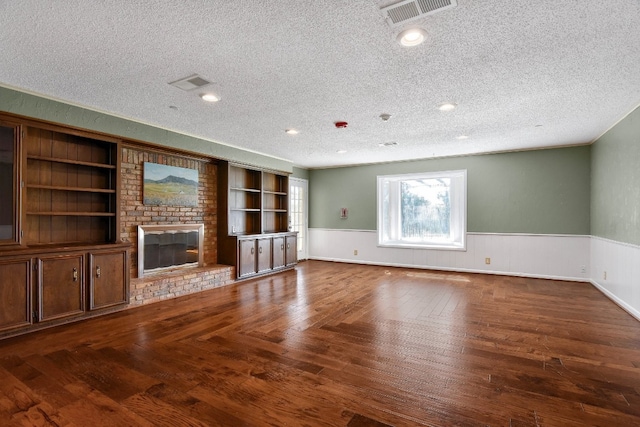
[0,122,19,245]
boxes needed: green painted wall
[0,86,293,173]
[591,106,640,245]
[292,166,310,180]
[309,146,591,234]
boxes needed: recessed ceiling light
[379,141,398,147]
[456,135,469,140]
[200,93,220,102]
[285,129,299,135]
[337,150,347,154]
[438,102,457,112]
[397,28,426,47]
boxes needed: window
[377,170,466,249]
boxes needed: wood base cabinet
[257,237,273,274]
[285,234,297,267]
[0,244,130,338]
[89,248,129,310]
[272,236,286,270]
[238,236,277,278]
[235,232,297,279]
[0,258,32,333]
[272,234,297,270]
[238,238,258,278]
[38,253,85,322]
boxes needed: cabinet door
[238,238,257,278]
[38,254,84,322]
[285,234,297,266]
[272,236,285,270]
[89,248,129,310]
[0,121,20,247]
[0,258,32,332]
[257,237,272,273]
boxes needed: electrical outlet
[485,257,491,265]
[354,250,358,256]
[580,265,586,274]
[604,271,607,280]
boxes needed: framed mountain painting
[143,162,198,207]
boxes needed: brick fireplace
[122,146,233,306]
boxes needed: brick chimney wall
[119,146,232,305]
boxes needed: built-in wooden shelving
[0,114,129,338]
[218,161,297,279]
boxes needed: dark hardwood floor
[1,260,640,426]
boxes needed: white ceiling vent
[381,0,457,26]
[169,74,212,91]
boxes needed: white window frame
[377,169,467,250]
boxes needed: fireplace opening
[137,224,204,277]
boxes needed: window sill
[378,242,466,251]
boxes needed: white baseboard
[590,279,640,321]
[309,255,588,282]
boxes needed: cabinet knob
[73,267,78,282]
[287,243,290,249]
[251,247,254,255]
[281,244,284,250]
[259,246,262,254]
[96,266,101,278]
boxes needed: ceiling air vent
[169,74,212,91]
[381,0,457,26]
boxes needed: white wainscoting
[309,229,640,321]
[590,236,640,321]
[309,229,591,282]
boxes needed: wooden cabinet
[272,236,285,270]
[0,113,130,338]
[0,258,32,332]
[238,238,258,278]
[89,247,129,310]
[235,234,296,279]
[218,161,297,279]
[256,237,272,273]
[37,253,84,322]
[285,234,297,266]
[237,237,276,277]
[0,119,20,247]
[273,234,297,269]
[0,244,130,338]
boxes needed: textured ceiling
[1,0,639,168]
